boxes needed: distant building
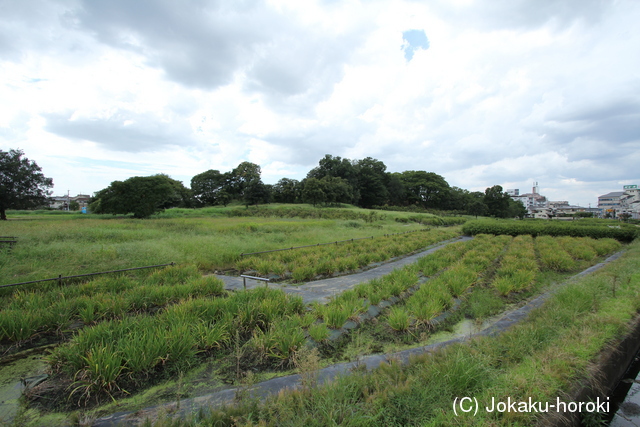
[49,194,91,211]
[49,196,69,210]
[619,186,640,219]
[510,183,547,216]
[598,185,639,219]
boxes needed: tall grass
[170,238,640,427]
[0,267,226,342]
[49,287,305,397]
[0,214,445,289]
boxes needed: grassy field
[1,204,446,288]
[1,209,635,426]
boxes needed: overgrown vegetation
[236,227,459,282]
[0,208,444,288]
[2,213,633,426]
[145,239,639,427]
[463,218,638,242]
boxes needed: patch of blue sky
[402,29,429,61]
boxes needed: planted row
[49,287,305,398]
[401,235,511,327]
[491,235,538,295]
[0,265,225,342]
[236,228,459,282]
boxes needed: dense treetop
[0,149,53,220]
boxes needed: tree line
[90,154,527,219]
[0,149,526,220]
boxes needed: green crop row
[491,235,538,295]
[307,235,511,333]
[49,287,305,399]
[462,219,639,242]
[236,228,460,282]
[0,265,225,342]
[535,236,578,271]
[403,235,511,324]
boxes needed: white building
[510,183,547,216]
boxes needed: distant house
[49,194,91,211]
[49,196,69,210]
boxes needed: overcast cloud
[1,0,639,206]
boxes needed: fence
[0,236,17,250]
[239,228,430,257]
[0,262,175,289]
[240,274,270,289]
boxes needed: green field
[0,209,637,426]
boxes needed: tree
[467,191,488,218]
[243,179,270,207]
[91,174,189,218]
[190,169,231,206]
[484,185,511,218]
[320,176,353,206]
[355,157,389,208]
[230,161,261,197]
[387,174,406,206]
[307,155,358,203]
[507,198,527,219]
[157,173,194,208]
[399,170,451,209]
[272,178,301,203]
[0,149,53,220]
[302,178,326,207]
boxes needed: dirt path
[215,236,472,304]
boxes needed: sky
[1,0,639,208]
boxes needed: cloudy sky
[1,0,639,207]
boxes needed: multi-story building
[598,185,639,219]
[510,183,547,216]
[619,186,640,219]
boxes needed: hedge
[462,220,639,242]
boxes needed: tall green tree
[467,191,488,218]
[484,185,511,218]
[190,169,231,206]
[91,174,189,218]
[507,198,528,219]
[355,157,389,208]
[307,155,358,203]
[243,179,270,207]
[230,161,262,201]
[0,149,53,220]
[387,174,406,206]
[302,178,326,207]
[272,178,301,203]
[399,170,450,209]
[320,176,353,206]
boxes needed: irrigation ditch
[90,249,631,427]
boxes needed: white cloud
[1,0,639,207]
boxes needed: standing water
[0,347,50,425]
